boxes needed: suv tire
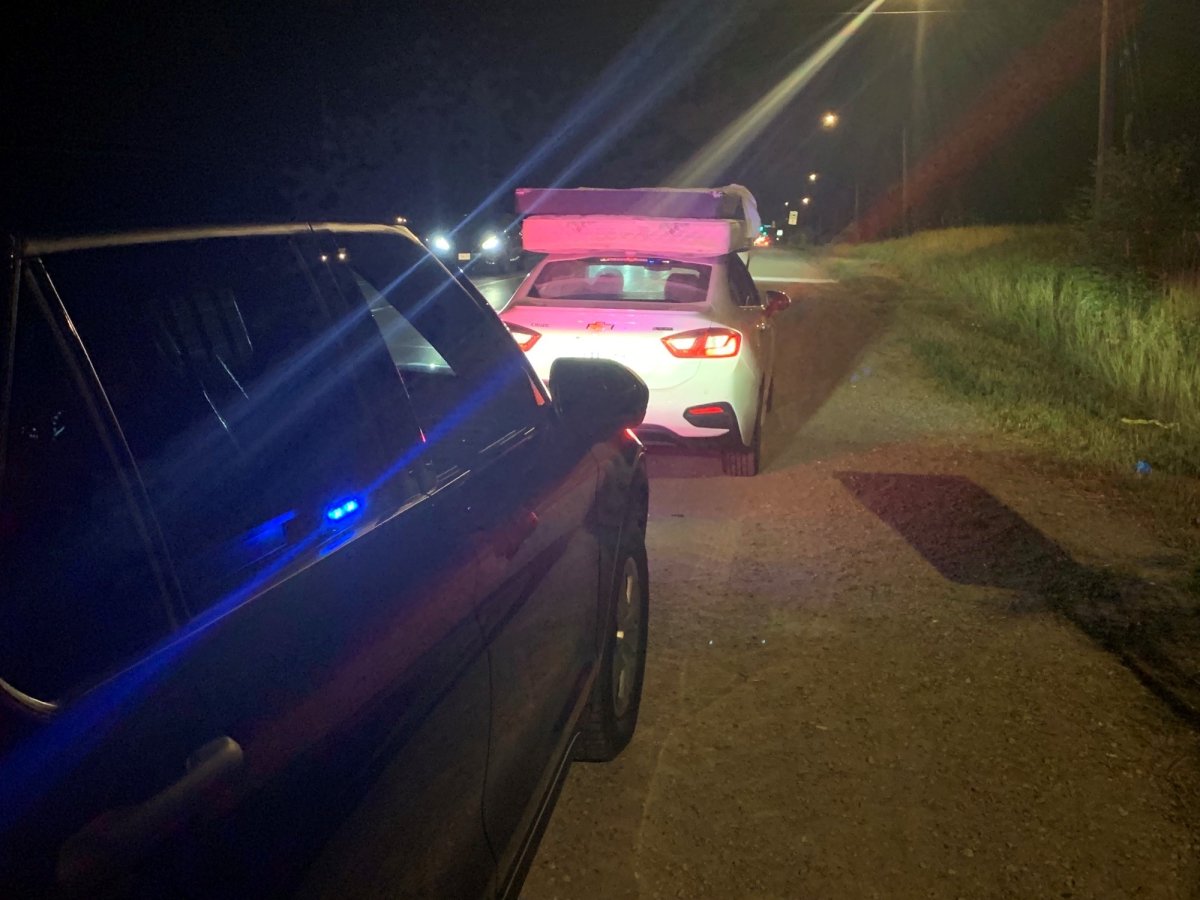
[575,535,649,762]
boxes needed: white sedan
[500,252,790,475]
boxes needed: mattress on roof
[521,215,749,257]
[515,185,755,218]
[516,185,762,255]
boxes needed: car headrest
[664,271,703,302]
[591,269,624,295]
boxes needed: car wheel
[575,536,649,762]
[720,418,760,476]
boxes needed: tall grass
[841,225,1200,473]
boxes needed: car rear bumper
[519,342,763,445]
[633,420,746,451]
[636,366,759,445]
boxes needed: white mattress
[521,215,750,256]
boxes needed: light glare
[667,0,883,185]
[325,498,362,522]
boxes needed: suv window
[0,277,173,701]
[325,233,544,473]
[727,255,761,308]
[33,232,426,620]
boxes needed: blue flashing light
[325,498,362,522]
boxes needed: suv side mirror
[548,358,648,442]
[764,289,791,316]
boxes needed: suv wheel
[575,538,649,762]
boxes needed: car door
[368,261,604,889]
[0,230,495,899]
[726,253,773,379]
[469,413,601,891]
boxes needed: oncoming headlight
[480,234,502,252]
[431,234,452,253]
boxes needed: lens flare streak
[669,0,887,187]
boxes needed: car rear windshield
[528,258,711,304]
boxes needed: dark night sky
[3,0,1196,236]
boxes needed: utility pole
[901,124,910,236]
[1094,0,1115,217]
[854,180,861,240]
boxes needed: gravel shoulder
[521,259,1200,900]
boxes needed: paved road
[469,271,526,312]
[746,247,835,285]
[520,250,1200,898]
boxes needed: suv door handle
[476,506,539,561]
[496,508,538,560]
[57,736,245,893]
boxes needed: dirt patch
[521,273,1200,899]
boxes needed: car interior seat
[664,271,703,303]
[591,268,624,297]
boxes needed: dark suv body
[0,223,650,898]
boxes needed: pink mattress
[522,215,749,256]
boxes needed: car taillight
[661,327,741,359]
[506,324,541,352]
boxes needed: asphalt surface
[470,269,527,312]
[514,248,1200,899]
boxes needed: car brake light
[506,323,541,352]
[683,403,735,428]
[661,327,741,359]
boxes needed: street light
[808,172,819,182]
[821,111,839,129]
[802,197,812,206]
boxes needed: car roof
[18,222,415,257]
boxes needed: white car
[500,251,790,475]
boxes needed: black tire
[721,413,761,476]
[575,537,650,763]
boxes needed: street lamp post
[1095,0,1114,218]
[854,181,861,239]
[901,124,909,235]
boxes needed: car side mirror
[764,289,791,316]
[548,358,649,442]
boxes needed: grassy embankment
[832,225,1200,481]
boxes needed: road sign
[787,210,798,226]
